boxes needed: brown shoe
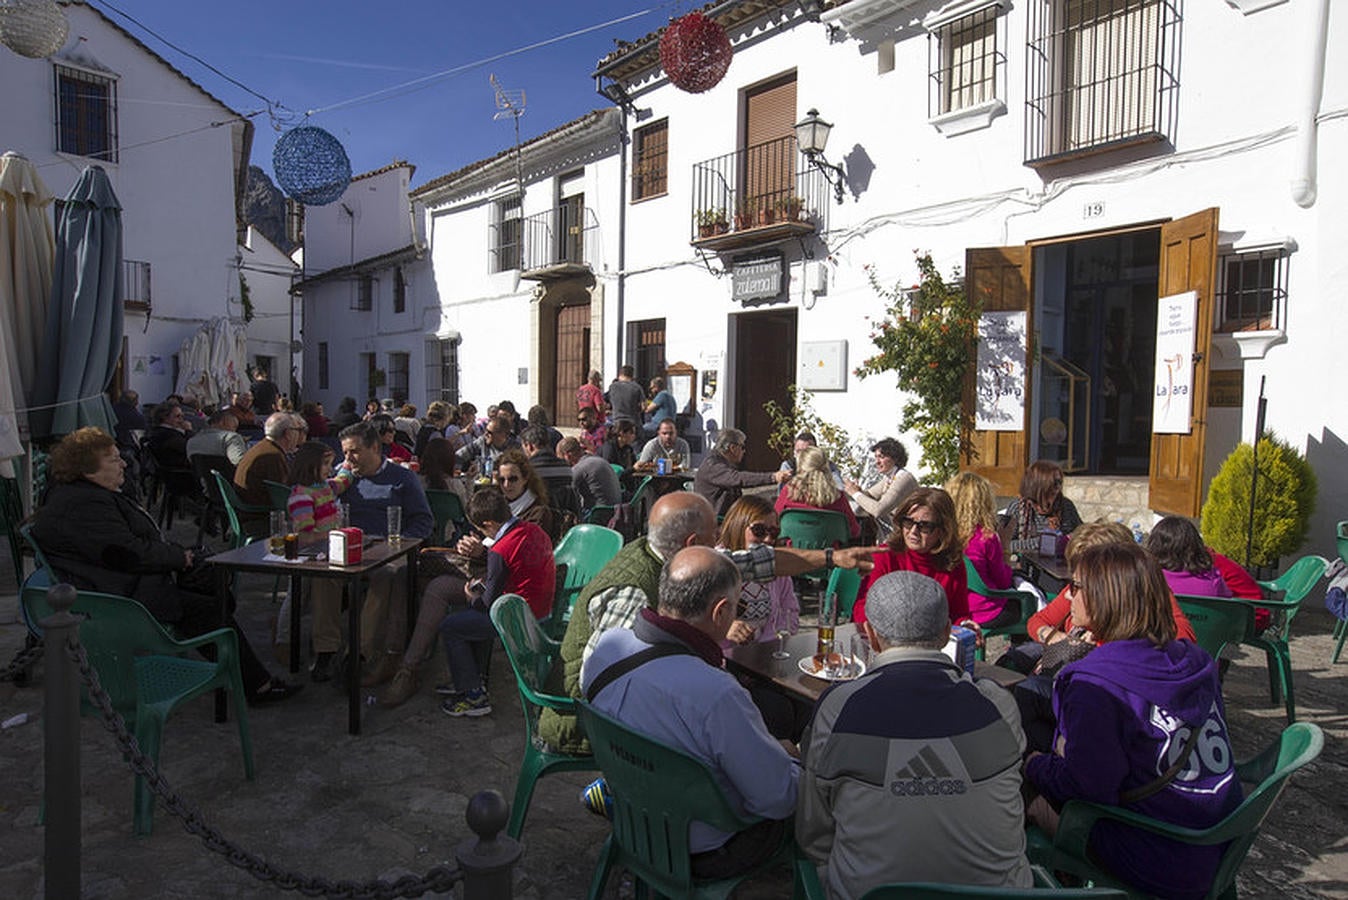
[379,666,419,708]
[361,652,400,688]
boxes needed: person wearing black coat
[30,428,299,703]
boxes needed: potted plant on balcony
[695,208,728,238]
[756,198,776,227]
[777,195,805,222]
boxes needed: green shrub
[762,385,857,478]
[1200,434,1317,569]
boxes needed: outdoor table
[1015,551,1071,591]
[724,623,1022,705]
[210,536,422,734]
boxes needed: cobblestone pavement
[1,525,1345,898]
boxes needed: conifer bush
[1200,434,1317,569]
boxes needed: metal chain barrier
[65,638,464,898]
[1,638,44,682]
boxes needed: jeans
[439,605,496,694]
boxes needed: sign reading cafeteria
[1152,290,1198,434]
[731,254,783,304]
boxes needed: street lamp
[794,108,846,204]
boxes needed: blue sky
[98,0,675,189]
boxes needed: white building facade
[0,0,255,404]
[586,0,1345,550]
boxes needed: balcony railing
[519,204,599,278]
[689,134,830,247]
[123,259,151,310]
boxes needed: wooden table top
[208,536,422,576]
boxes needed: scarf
[635,607,724,669]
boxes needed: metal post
[456,789,522,900]
[1245,376,1268,569]
[42,583,81,899]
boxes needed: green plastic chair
[963,557,1040,659]
[547,524,624,638]
[489,594,597,839]
[21,583,255,835]
[780,508,851,550]
[1175,594,1257,660]
[609,463,625,478]
[263,479,292,511]
[425,488,470,545]
[825,566,862,620]
[1026,722,1323,900]
[212,470,271,549]
[577,701,799,900]
[1249,554,1328,721]
[1332,521,1348,664]
[583,504,616,526]
[627,475,655,535]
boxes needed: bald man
[539,491,876,753]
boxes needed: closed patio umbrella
[29,164,123,440]
[0,151,55,475]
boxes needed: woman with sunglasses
[851,488,971,628]
[718,496,799,647]
[1024,542,1242,900]
[999,460,1083,545]
[774,446,860,540]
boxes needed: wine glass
[772,628,792,659]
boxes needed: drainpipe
[615,105,629,367]
[1290,0,1331,208]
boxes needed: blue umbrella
[30,165,123,440]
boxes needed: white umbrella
[0,151,55,475]
[176,326,213,405]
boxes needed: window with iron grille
[632,119,669,201]
[55,64,118,162]
[625,318,667,388]
[425,336,460,405]
[393,267,406,313]
[1024,0,1181,165]
[929,4,1004,117]
[318,342,329,390]
[1217,248,1289,332]
[353,274,373,311]
[388,352,409,402]
[493,196,522,272]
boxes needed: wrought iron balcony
[689,134,829,250]
[122,259,151,310]
[519,204,599,280]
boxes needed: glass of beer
[268,511,287,555]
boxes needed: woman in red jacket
[853,487,970,625]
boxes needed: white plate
[798,654,867,681]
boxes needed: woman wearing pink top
[947,471,1017,628]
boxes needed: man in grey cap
[796,571,1032,897]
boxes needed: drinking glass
[386,506,402,545]
[772,628,792,660]
[268,510,287,555]
[338,503,351,529]
[849,631,872,675]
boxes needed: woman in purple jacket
[1144,515,1234,598]
[1025,542,1243,900]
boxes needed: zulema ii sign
[732,254,783,304]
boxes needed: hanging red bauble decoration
[659,12,732,94]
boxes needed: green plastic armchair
[627,475,655,535]
[1175,594,1257,660]
[22,583,255,835]
[1332,521,1348,664]
[963,557,1040,658]
[1026,722,1323,899]
[826,566,863,621]
[263,479,292,511]
[780,508,851,550]
[1250,554,1328,721]
[425,488,470,545]
[212,470,271,550]
[577,701,798,900]
[547,524,623,639]
[489,594,597,839]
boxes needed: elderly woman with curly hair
[775,446,861,540]
[30,427,299,704]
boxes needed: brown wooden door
[962,246,1032,496]
[733,308,797,471]
[1148,208,1218,517]
[554,302,590,422]
[742,75,796,217]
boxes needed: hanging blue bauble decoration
[272,125,351,206]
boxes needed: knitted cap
[864,571,950,645]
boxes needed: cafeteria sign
[732,254,783,304]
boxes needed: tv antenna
[490,74,527,202]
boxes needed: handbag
[1034,628,1095,678]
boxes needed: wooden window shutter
[743,75,797,205]
[1148,208,1218,517]
[745,75,796,147]
[963,245,1032,496]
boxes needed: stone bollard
[42,583,82,900]
[456,789,523,900]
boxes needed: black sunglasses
[898,516,939,536]
[749,523,780,541]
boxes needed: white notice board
[1152,290,1197,434]
[975,311,1027,431]
[799,340,847,391]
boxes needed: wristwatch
[825,548,835,569]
